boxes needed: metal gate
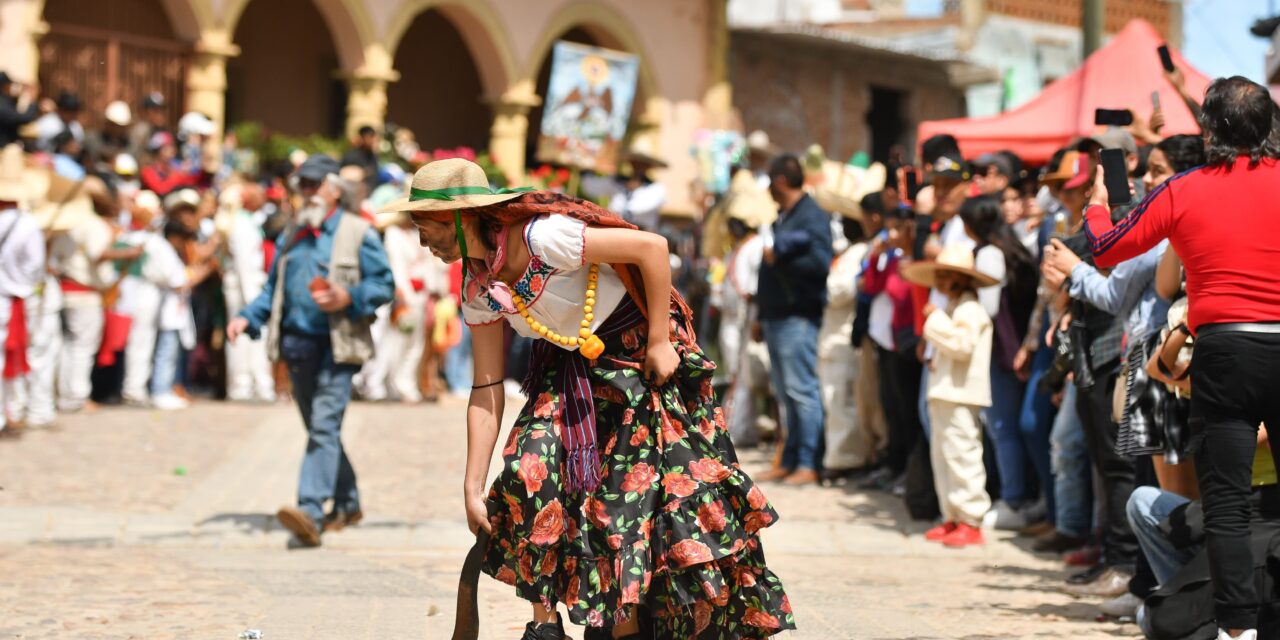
[38,23,188,130]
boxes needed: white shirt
[462,214,626,351]
[608,182,666,231]
[223,209,267,302]
[0,208,46,299]
[721,234,764,323]
[50,215,115,295]
[34,114,84,150]
[868,251,896,351]
[974,244,1007,318]
[820,241,869,357]
[384,224,448,298]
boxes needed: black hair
[767,154,804,189]
[1199,76,1280,168]
[959,194,1035,289]
[358,125,377,137]
[52,130,77,153]
[921,134,959,165]
[841,217,866,244]
[860,191,886,218]
[1156,134,1207,173]
[163,218,193,241]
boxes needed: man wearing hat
[221,183,276,403]
[0,145,45,436]
[129,92,169,160]
[34,91,84,153]
[0,73,43,148]
[714,170,776,448]
[608,149,667,231]
[746,130,778,191]
[85,101,132,174]
[227,154,393,547]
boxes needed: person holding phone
[1085,76,1280,640]
[227,154,394,547]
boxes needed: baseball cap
[141,92,166,109]
[105,100,132,127]
[973,152,1014,178]
[296,154,341,182]
[163,188,201,213]
[114,153,139,176]
[1042,150,1093,190]
[147,131,175,152]
[1089,127,1138,156]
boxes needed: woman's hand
[1013,345,1032,382]
[644,340,680,387]
[465,491,492,535]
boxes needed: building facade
[0,0,733,214]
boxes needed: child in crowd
[903,244,997,548]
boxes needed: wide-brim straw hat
[32,173,99,232]
[378,158,528,221]
[901,244,999,289]
[724,169,777,229]
[622,149,669,169]
[812,160,887,220]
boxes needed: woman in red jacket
[1084,76,1280,640]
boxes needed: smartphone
[1157,44,1175,73]
[1094,108,1134,127]
[1100,148,1132,207]
[1151,91,1161,111]
[903,167,921,201]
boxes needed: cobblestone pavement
[0,399,1139,639]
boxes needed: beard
[296,198,326,228]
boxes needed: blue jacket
[240,211,393,338]
[758,194,834,321]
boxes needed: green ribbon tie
[410,185,533,202]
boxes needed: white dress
[462,214,625,346]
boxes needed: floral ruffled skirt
[482,300,794,638]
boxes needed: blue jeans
[762,317,824,472]
[1019,345,1058,522]
[1051,382,1092,538]
[919,367,932,440]
[1127,486,1195,586]
[444,321,473,393]
[282,333,360,527]
[986,362,1030,505]
[150,330,182,397]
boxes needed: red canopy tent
[917,19,1213,164]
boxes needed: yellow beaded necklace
[510,263,607,359]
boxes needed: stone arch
[33,0,210,41]
[220,0,374,73]
[383,0,515,99]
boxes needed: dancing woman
[380,159,793,639]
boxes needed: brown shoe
[782,468,820,486]
[322,509,364,532]
[277,506,321,547]
[1018,520,1055,538]
[755,467,792,483]
[1060,567,1132,598]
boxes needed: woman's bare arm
[463,321,506,534]
[1155,247,1182,301]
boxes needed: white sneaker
[151,394,189,411]
[1218,630,1257,640]
[1099,592,1141,618]
[984,500,1028,531]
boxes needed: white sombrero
[900,244,1000,289]
[377,158,529,221]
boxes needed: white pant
[0,297,9,429]
[16,283,62,425]
[122,285,161,402]
[361,296,426,402]
[58,295,103,412]
[928,399,992,526]
[820,343,869,470]
[223,285,274,401]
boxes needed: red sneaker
[942,523,985,548]
[924,522,957,542]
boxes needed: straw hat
[901,245,999,289]
[812,160,887,220]
[32,173,98,232]
[377,158,527,221]
[0,145,30,204]
[724,169,777,229]
[747,130,778,154]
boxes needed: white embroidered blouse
[461,214,627,350]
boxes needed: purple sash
[522,298,646,493]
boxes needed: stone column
[345,45,399,139]
[487,88,540,184]
[0,0,45,84]
[186,30,239,139]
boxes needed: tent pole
[1083,0,1105,57]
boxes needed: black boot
[521,619,567,640]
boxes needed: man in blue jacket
[227,154,394,547]
[756,154,834,486]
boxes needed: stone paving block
[408,518,476,550]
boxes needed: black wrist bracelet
[471,379,503,390]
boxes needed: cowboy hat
[747,130,778,155]
[32,173,98,232]
[377,158,528,220]
[901,244,999,289]
[724,169,777,229]
[0,145,30,204]
[812,160,888,220]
